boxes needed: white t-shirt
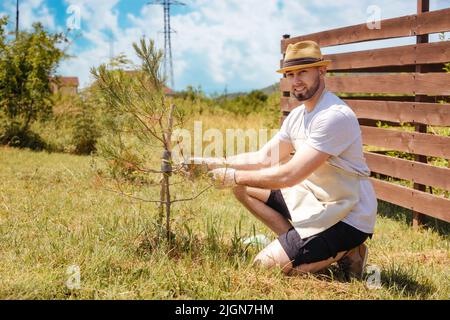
[275,90,377,234]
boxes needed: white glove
[208,167,237,189]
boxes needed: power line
[147,0,185,89]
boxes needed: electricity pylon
[147,0,185,89]
[16,0,19,39]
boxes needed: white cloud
[1,0,55,30]
[127,0,318,91]
[56,0,449,92]
[64,0,120,33]
[60,0,323,91]
[1,0,448,92]
[59,0,128,87]
[61,3,165,88]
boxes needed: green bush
[0,17,65,147]
[71,105,100,155]
[219,90,269,116]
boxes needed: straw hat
[277,40,331,74]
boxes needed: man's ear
[318,66,327,77]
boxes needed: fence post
[412,0,430,228]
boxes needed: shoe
[337,243,368,280]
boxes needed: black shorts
[265,189,372,267]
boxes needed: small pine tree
[71,103,99,155]
[91,38,206,242]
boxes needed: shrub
[0,17,66,148]
[71,107,99,155]
[219,90,269,116]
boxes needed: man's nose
[293,74,304,84]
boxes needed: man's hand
[208,167,237,189]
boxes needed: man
[186,40,377,279]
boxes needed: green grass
[1,105,449,300]
[1,145,448,300]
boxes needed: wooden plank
[280,97,301,112]
[365,152,450,191]
[342,95,449,103]
[344,100,450,126]
[326,73,450,95]
[370,177,450,222]
[281,8,450,51]
[416,42,449,65]
[280,79,291,92]
[324,41,450,71]
[328,64,447,74]
[280,73,450,95]
[361,126,450,159]
[285,58,445,73]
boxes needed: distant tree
[220,90,268,116]
[0,16,66,148]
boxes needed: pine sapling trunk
[164,166,171,242]
[160,104,175,242]
[158,176,165,226]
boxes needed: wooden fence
[279,1,450,226]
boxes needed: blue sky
[0,0,448,94]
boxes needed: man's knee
[253,240,348,276]
[253,254,292,275]
[252,240,293,274]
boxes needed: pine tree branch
[102,183,212,204]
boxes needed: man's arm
[225,137,294,170]
[234,143,330,189]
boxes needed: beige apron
[280,90,370,238]
[281,161,369,238]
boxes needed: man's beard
[292,75,321,102]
